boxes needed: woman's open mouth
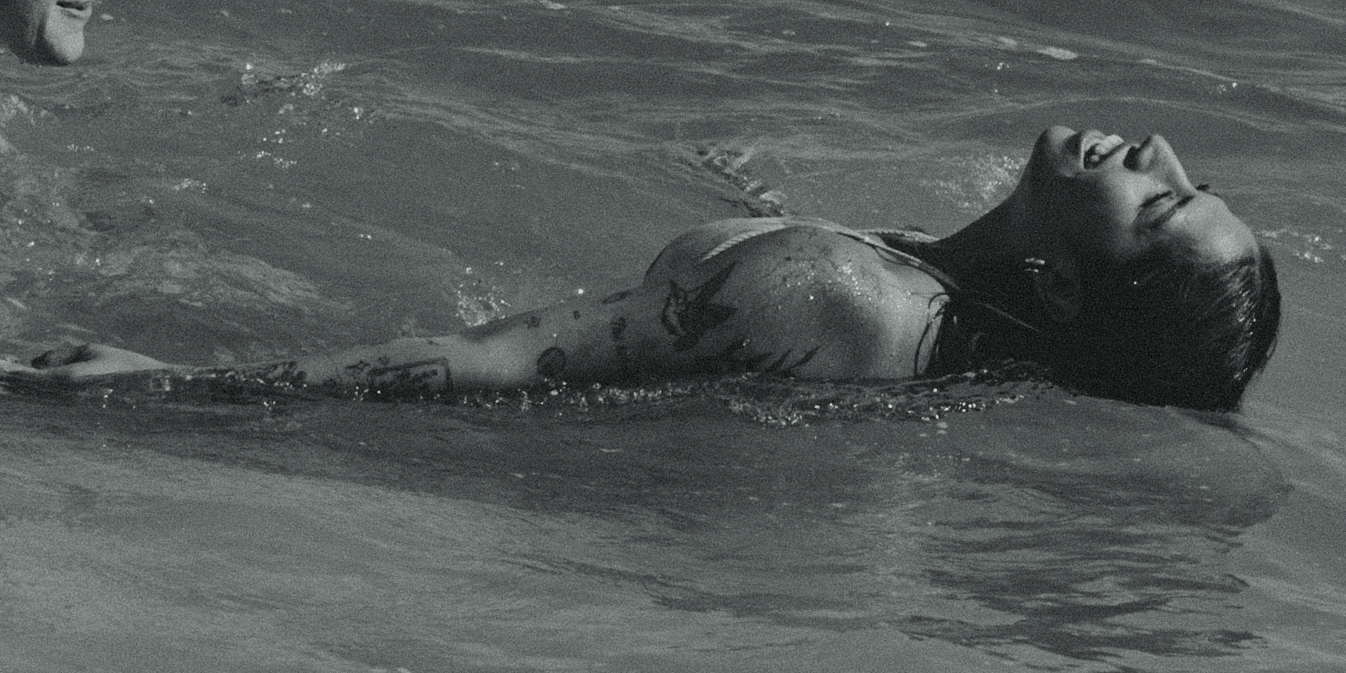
[1081,131,1127,169]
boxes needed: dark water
[2,1,1345,671]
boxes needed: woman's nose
[1134,135,1197,192]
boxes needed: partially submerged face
[2,0,93,65]
[1013,125,1258,267]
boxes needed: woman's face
[2,0,92,65]
[1016,125,1257,265]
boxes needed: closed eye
[1140,191,1173,209]
[1137,190,1195,230]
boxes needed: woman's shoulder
[646,216,850,277]
[647,217,947,284]
[660,216,932,263]
[645,218,948,380]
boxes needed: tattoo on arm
[536,347,567,380]
[258,360,307,386]
[769,346,820,374]
[164,359,315,400]
[210,356,451,400]
[192,360,308,389]
[661,263,737,351]
[717,340,819,376]
[355,358,453,399]
[602,289,632,305]
[609,315,633,378]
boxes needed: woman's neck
[922,197,1032,284]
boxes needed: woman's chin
[39,10,90,64]
[40,35,85,64]
[1033,126,1080,175]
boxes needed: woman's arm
[11,289,664,399]
[11,220,948,399]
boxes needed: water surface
[2,1,1345,671]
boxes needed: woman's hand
[0,343,173,397]
[0,357,39,376]
[28,343,173,379]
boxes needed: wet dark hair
[920,242,1281,412]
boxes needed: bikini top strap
[853,228,960,291]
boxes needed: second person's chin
[42,23,87,63]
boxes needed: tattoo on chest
[662,263,737,351]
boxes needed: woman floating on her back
[3,127,1281,412]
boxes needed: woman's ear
[1032,257,1082,323]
